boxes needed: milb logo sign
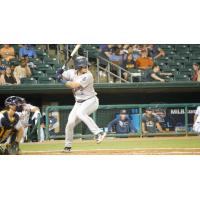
[170,109,196,115]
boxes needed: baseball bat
[62,44,81,69]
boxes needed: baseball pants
[65,96,102,147]
[193,122,200,133]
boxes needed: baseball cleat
[95,132,107,144]
[63,147,72,152]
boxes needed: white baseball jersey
[62,69,97,101]
[16,104,36,126]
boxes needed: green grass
[20,137,200,152]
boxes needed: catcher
[0,96,24,155]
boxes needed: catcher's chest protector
[0,112,19,143]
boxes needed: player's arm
[107,119,118,132]
[30,106,40,113]
[156,122,164,132]
[65,81,81,89]
[142,122,147,134]
[65,73,92,89]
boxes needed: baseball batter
[62,56,106,152]
[193,106,200,133]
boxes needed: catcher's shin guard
[4,142,20,155]
[0,146,5,155]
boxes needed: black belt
[76,96,95,103]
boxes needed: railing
[77,46,134,83]
[44,103,200,140]
[96,56,132,83]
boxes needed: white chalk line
[22,148,200,154]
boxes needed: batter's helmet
[74,56,88,70]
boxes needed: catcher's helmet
[4,96,26,107]
[74,56,88,70]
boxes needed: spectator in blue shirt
[107,109,137,134]
[19,45,37,58]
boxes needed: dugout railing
[44,103,200,140]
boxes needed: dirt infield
[21,148,200,155]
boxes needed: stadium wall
[0,82,200,110]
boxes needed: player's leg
[64,103,81,150]
[20,127,28,143]
[193,122,200,134]
[77,97,106,143]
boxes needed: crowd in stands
[0,44,36,85]
[0,44,200,85]
[98,44,200,83]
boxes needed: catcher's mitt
[4,142,20,155]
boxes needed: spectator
[192,63,200,81]
[0,66,6,77]
[132,45,142,61]
[0,44,15,61]
[136,49,154,70]
[142,108,164,134]
[145,65,172,82]
[14,58,32,79]
[146,44,165,59]
[98,44,112,77]
[107,109,137,134]
[19,45,37,58]
[122,46,135,80]
[107,46,124,82]
[1,66,20,85]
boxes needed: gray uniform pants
[65,96,101,147]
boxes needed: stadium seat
[54,63,64,69]
[28,58,43,65]
[32,70,46,78]
[46,69,57,78]
[175,47,189,53]
[162,68,177,75]
[37,63,52,72]
[173,56,188,63]
[174,74,190,81]
[35,49,47,60]
[38,77,56,84]
[178,68,193,77]
[43,57,58,66]
[190,45,200,52]
[21,77,37,84]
